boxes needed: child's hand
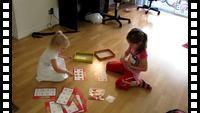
[65,71,74,76]
[64,56,72,61]
[57,30,63,34]
[68,72,74,76]
[122,79,131,85]
[60,55,72,62]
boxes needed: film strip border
[0,1,198,113]
[1,0,12,112]
[189,0,199,113]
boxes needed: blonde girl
[36,31,73,82]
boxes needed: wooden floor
[13,6,188,113]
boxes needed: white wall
[12,6,18,39]
[12,0,59,39]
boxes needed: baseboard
[16,22,58,40]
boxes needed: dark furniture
[137,0,160,15]
[102,0,131,27]
[58,0,102,31]
[32,0,105,37]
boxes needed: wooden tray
[94,49,115,60]
[73,52,93,63]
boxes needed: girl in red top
[106,28,152,91]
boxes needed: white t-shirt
[36,47,68,82]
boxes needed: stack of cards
[89,88,105,100]
[45,88,87,113]
[33,88,56,99]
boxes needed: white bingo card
[49,101,63,113]
[34,88,56,97]
[56,88,74,105]
[74,68,85,80]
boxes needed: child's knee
[115,79,121,86]
[115,79,122,89]
[106,61,112,71]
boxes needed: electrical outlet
[48,8,54,15]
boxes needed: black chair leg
[115,19,122,27]
[103,16,131,27]
[103,17,115,24]
[137,0,160,15]
[103,14,115,18]
[137,5,149,10]
[102,2,131,27]
[149,7,160,15]
[118,16,131,23]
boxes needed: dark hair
[166,109,186,113]
[126,28,147,54]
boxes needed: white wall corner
[13,0,59,40]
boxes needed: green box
[73,52,93,63]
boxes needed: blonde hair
[49,31,70,50]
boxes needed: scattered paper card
[62,102,79,113]
[74,68,85,80]
[105,95,115,103]
[45,101,64,113]
[74,88,87,112]
[33,88,56,99]
[56,88,74,105]
[97,74,107,81]
[46,88,87,113]
[89,88,105,100]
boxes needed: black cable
[32,13,77,38]
[32,30,78,38]
[47,14,53,28]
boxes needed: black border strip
[0,0,198,112]
[188,0,199,112]
[1,0,12,112]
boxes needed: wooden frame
[94,49,115,61]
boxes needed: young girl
[36,31,73,82]
[106,28,152,91]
